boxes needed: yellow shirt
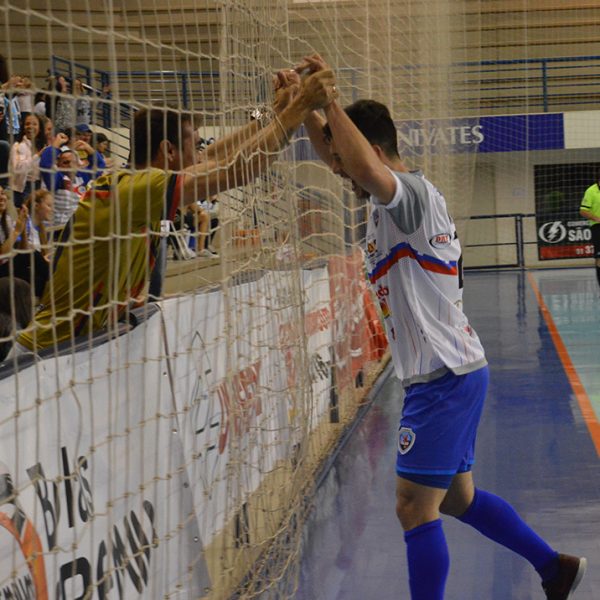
[19,168,182,351]
[580,183,600,227]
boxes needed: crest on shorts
[398,427,416,455]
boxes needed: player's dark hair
[130,108,192,168]
[322,99,399,158]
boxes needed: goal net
[0,1,479,598]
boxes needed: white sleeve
[371,170,427,235]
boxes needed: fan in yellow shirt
[18,67,338,351]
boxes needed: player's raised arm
[296,54,397,205]
[181,67,337,204]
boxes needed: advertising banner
[0,314,207,599]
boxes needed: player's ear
[372,144,386,160]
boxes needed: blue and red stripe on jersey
[368,241,458,284]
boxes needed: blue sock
[458,488,559,581]
[404,519,449,600]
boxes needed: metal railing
[455,55,600,113]
[52,53,600,131]
[465,213,536,269]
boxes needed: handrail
[52,53,600,128]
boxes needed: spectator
[10,113,46,207]
[169,204,217,259]
[17,69,334,351]
[52,75,75,132]
[0,311,13,362]
[39,144,85,232]
[24,189,53,257]
[198,194,219,251]
[33,91,47,117]
[0,58,10,186]
[0,185,27,275]
[94,132,117,170]
[0,278,33,361]
[0,277,33,329]
[15,190,53,297]
[73,123,105,184]
[74,78,92,127]
[16,76,33,118]
[0,186,51,298]
[1,75,22,139]
[41,116,54,147]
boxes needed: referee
[580,172,600,289]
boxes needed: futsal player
[292,53,587,600]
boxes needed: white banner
[0,313,208,599]
[0,265,338,597]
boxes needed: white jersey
[365,169,486,387]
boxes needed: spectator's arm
[39,146,59,190]
[181,69,336,204]
[201,121,261,162]
[93,150,106,176]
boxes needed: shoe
[197,248,219,259]
[542,554,587,600]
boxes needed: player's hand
[274,69,301,90]
[294,53,329,76]
[273,70,301,114]
[298,68,338,110]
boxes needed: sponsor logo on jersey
[430,232,452,248]
[398,427,416,454]
[538,221,567,244]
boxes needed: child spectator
[0,185,27,271]
[10,113,45,207]
[16,190,53,297]
[24,190,53,256]
[73,123,105,184]
[39,144,85,233]
[0,189,52,300]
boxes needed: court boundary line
[527,271,600,456]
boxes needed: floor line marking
[527,271,600,457]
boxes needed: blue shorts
[396,366,489,489]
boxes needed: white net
[0,1,482,598]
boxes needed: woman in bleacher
[10,113,45,207]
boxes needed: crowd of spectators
[0,55,227,360]
[0,55,338,359]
